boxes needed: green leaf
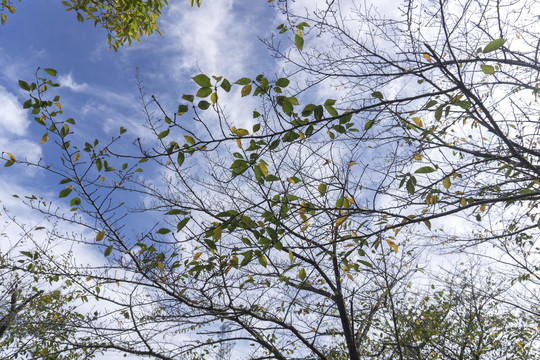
[177,152,185,166]
[192,74,211,87]
[59,188,73,198]
[294,34,304,50]
[184,136,196,145]
[18,80,31,91]
[481,64,495,74]
[157,228,171,234]
[157,129,170,139]
[371,91,383,100]
[364,120,375,130]
[443,177,451,190]
[104,245,113,257]
[241,84,252,97]
[318,183,327,196]
[415,166,437,174]
[182,94,194,102]
[198,101,211,110]
[299,268,306,281]
[275,78,290,88]
[44,68,57,77]
[235,78,251,85]
[221,78,232,92]
[483,38,505,53]
[177,217,190,232]
[196,87,212,98]
[166,209,188,215]
[70,197,81,206]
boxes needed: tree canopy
[2,0,540,359]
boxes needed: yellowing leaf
[414,153,422,161]
[157,262,165,271]
[213,225,222,240]
[96,231,105,241]
[348,161,357,167]
[258,162,269,176]
[299,268,306,281]
[193,252,202,260]
[423,53,432,62]
[346,273,353,280]
[298,131,305,140]
[236,138,242,149]
[460,197,467,206]
[235,128,249,136]
[55,102,61,110]
[386,239,399,253]
[480,204,486,212]
[412,117,423,127]
[73,152,80,162]
[289,249,294,264]
[7,153,15,162]
[335,216,347,227]
[211,92,218,104]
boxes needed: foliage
[3,0,540,359]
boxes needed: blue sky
[0,1,279,220]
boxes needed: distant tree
[0,0,203,50]
[3,0,540,359]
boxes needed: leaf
[483,38,505,53]
[44,68,57,77]
[7,153,15,162]
[177,217,190,232]
[443,177,451,190]
[96,231,105,241]
[157,262,165,271]
[177,152,185,166]
[460,197,467,206]
[196,87,212,98]
[364,120,375,130]
[386,239,399,253]
[318,183,327,196]
[198,101,211,110]
[294,34,304,50]
[414,153,422,161]
[221,78,232,92]
[480,204,486,212]
[157,228,171,234]
[415,166,436,174]
[192,74,211,87]
[258,162,269,176]
[184,136,196,145]
[275,78,290,88]
[157,129,170,139]
[18,80,31,91]
[1,13,6,25]
[371,91,383,100]
[481,64,495,74]
[423,53,432,62]
[299,268,306,281]
[70,197,81,206]
[211,92,218,104]
[235,77,251,85]
[59,188,73,198]
[241,84,252,97]
[289,250,294,263]
[335,216,347,227]
[104,245,113,257]
[412,117,423,127]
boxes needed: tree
[3,0,540,358]
[0,0,204,50]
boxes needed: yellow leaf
[412,117,423,127]
[116,281,120,287]
[386,239,399,253]
[96,231,105,241]
[73,152,80,162]
[213,225,222,240]
[348,161,357,167]
[480,204,486,212]
[157,262,165,271]
[55,102,61,110]
[41,132,49,144]
[423,53,432,62]
[296,29,302,37]
[86,277,93,281]
[236,138,242,148]
[193,252,202,260]
[100,176,105,183]
[41,85,47,92]
[235,128,249,136]
[289,249,294,263]
[414,153,422,161]
[298,131,305,140]
[1,13,6,25]
[460,198,467,206]
[346,273,353,281]
[211,92,218,104]
[7,153,15,162]
[335,216,347,227]
[258,162,268,176]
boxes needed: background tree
[3,0,540,359]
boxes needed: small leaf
[423,53,432,62]
[335,216,347,227]
[386,239,398,253]
[157,262,165,271]
[443,177,451,190]
[44,68,57,77]
[192,74,211,87]
[7,153,15,162]
[299,268,306,281]
[481,64,495,74]
[157,228,171,234]
[483,38,505,53]
[157,129,170,139]
[318,183,327,196]
[364,120,375,130]
[414,153,422,161]
[294,34,304,50]
[211,92,218,104]
[96,231,105,241]
[371,91,383,100]
[18,80,31,91]
[289,250,294,264]
[177,217,190,232]
[177,152,185,166]
[415,166,436,174]
[460,197,467,206]
[241,84,252,97]
[411,117,423,127]
[73,152,80,161]
[275,78,290,88]
[104,245,113,257]
[480,204,486,212]
[59,188,73,198]
[184,136,196,145]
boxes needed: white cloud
[58,72,88,92]
[0,85,29,136]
